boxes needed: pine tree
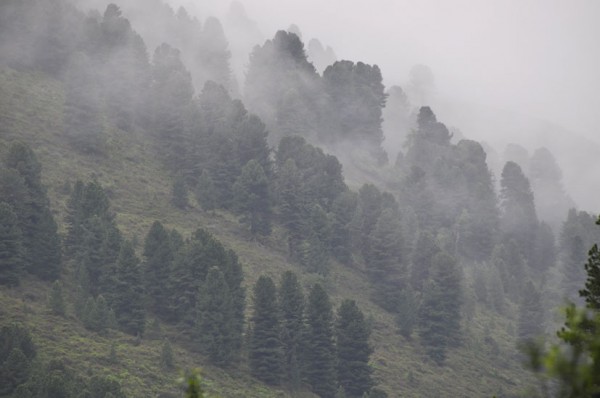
[249,276,282,384]
[410,231,440,292]
[195,170,218,211]
[418,252,462,364]
[112,241,146,336]
[142,221,173,319]
[336,300,374,397]
[172,175,189,209]
[233,159,271,236]
[517,281,544,341]
[196,266,236,366]
[0,202,23,286]
[4,142,61,280]
[305,283,337,398]
[278,271,305,388]
[0,348,30,395]
[580,216,600,310]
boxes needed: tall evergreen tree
[305,283,337,398]
[278,271,306,388]
[580,216,600,310]
[336,300,374,397]
[249,276,283,385]
[517,280,544,342]
[112,241,146,336]
[233,159,272,236]
[48,280,66,316]
[0,202,23,286]
[196,266,236,366]
[4,142,61,280]
[418,252,462,364]
[143,221,173,318]
[410,231,440,292]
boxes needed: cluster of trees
[248,271,376,398]
[0,142,61,286]
[0,323,126,397]
[244,30,388,163]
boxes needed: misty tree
[580,216,600,310]
[171,175,189,209]
[233,159,272,236]
[112,241,146,336]
[48,280,66,316]
[418,252,462,364]
[322,60,388,164]
[3,142,61,281]
[197,17,232,90]
[517,280,544,342]
[278,271,306,388]
[499,161,538,265]
[410,231,440,292]
[142,221,174,319]
[335,299,374,397]
[195,170,218,211]
[329,191,358,265]
[249,276,283,385]
[404,107,452,173]
[305,283,337,398]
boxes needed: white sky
[176,0,600,143]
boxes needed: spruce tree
[160,339,174,370]
[196,266,236,366]
[249,276,282,385]
[517,280,544,341]
[0,202,23,286]
[305,283,337,398]
[336,300,374,397]
[418,252,462,364]
[195,170,218,211]
[580,216,600,309]
[112,241,146,336]
[142,221,173,319]
[4,142,61,280]
[278,271,305,388]
[233,159,272,236]
[172,175,189,209]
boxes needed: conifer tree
[196,266,236,366]
[249,276,282,384]
[278,271,305,388]
[5,142,61,280]
[418,252,462,364]
[195,170,218,211]
[580,216,600,310]
[410,231,440,292]
[305,283,337,398]
[336,300,374,397]
[143,221,173,318]
[0,202,23,286]
[160,339,174,370]
[112,241,146,336]
[517,281,544,342]
[233,159,272,236]
[172,175,189,209]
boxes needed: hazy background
[170,0,600,145]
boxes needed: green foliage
[172,175,189,210]
[396,287,419,339]
[112,241,146,336]
[249,276,282,385]
[0,324,36,396]
[195,170,218,211]
[181,369,207,398]
[336,300,374,397]
[143,221,174,319]
[160,339,174,370]
[580,216,600,309]
[196,266,237,366]
[518,281,544,342]
[233,160,272,236]
[48,280,66,316]
[305,283,337,398]
[418,252,462,364]
[278,271,305,388]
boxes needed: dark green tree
[580,216,600,310]
[4,141,61,280]
[330,191,357,265]
[172,175,189,209]
[195,170,218,211]
[0,323,36,396]
[517,280,544,342]
[143,221,173,318]
[233,159,272,236]
[249,276,283,384]
[278,271,305,388]
[160,339,174,370]
[112,241,146,336]
[418,252,462,364]
[305,283,337,398]
[335,300,374,397]
[0,202,23,286]
[196,266,236,366]
[410,231,440,292]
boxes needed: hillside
[0,1,586,397]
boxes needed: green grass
[0,66,539,397]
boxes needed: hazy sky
[175,0,600,143]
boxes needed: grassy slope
[0,67,536,397]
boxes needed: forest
[0,0,599,397]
